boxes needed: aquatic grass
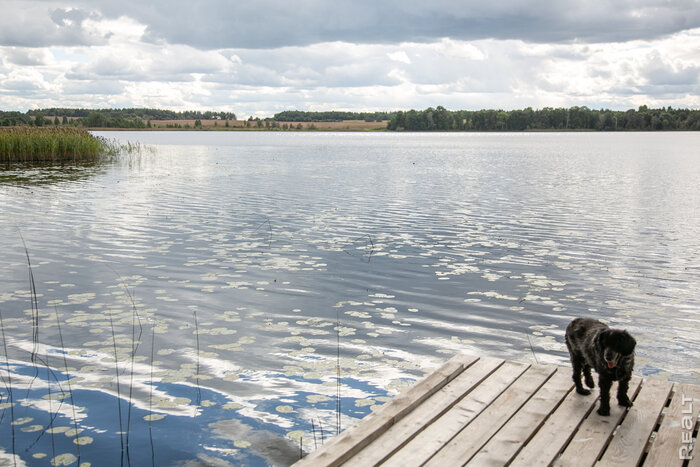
[193,310,202,406]
[54,307,81,465]
[112,269,144,467]
[0,127,121,165]
[335,309,341,435]
[19,234,40,388]
[0,308,17,467]
[108,312,126,467]
[148,326,156,467]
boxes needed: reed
[0,308,17,467]
[0,127,118,164]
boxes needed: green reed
[0,127,119,164]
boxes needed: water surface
[1,131,698,465]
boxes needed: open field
[148,119,388,130]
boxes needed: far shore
[134,119,388,131]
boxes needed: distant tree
[194,119,202,128]
[34,113,44,126]
[85,112,110,127]
[62,116,68,125]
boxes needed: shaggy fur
[565,318,636,416]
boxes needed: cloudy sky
[1,0,699,117]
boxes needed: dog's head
[599,329,636,369]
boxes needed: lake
[1,131,699,466]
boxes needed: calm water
[1,131,699,465]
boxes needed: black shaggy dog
[565,318,636,416]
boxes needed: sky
[1,0,699,118]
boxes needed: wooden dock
[294,354,700,466]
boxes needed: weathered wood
[553,376,643,467]
[424,364,555,466]
[294,353,477,467]
[598,377,673,466]
[509,369,603,467]
[637,383,700,467]
[294,354,699,467]
[466,368,573,466]
[380,360,530,467]
[342,356,504,467]
[690,429,700,467]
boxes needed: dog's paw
[597,406,610,416]
[618,397,633,408]
[585,376,595,388]
[576,387,591,396]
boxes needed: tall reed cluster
[0,127,116,164]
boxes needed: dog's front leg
[617,376,633,407]
[572,359,591,395]
[597,375,612,416]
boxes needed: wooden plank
[466,368,573,466]
[424,364,556,466]
[598,378,673,466]
[293,353,477,467]
[343,357,504,467]
[645,383,700,467]
[690,430,700,467]
[510,369,603,467]
[554,376,643,467]
[381,360,530,467]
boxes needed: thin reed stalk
[193,311,201,406]
[335,309,341,435]
[108,313,125,467]
[54,307,81,463]
[0,309,17,467]
[19,234,40,389]
[148,326,156,467]
[121,276,142,467]
[44,347,57,462]
[318,417,324,445]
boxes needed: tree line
[1,108,236,128]
[388,106,700,131]
[273,110,392,122]
[3,106,699,130]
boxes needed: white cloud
[387,51,411,64]
[1,2,699,114]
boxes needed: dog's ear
[621,330,636,354]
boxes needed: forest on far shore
[1,106,699,131]
[387,106,700,131]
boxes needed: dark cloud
[129,0,700,49]
[642,51,700,86]
[4,0,700,49]
[2,47,50,66]
[0,2,107,47]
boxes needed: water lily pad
[21,424,44,432]
[73,436,94,445]
[51,453,77,466]
[144,414,166,421]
